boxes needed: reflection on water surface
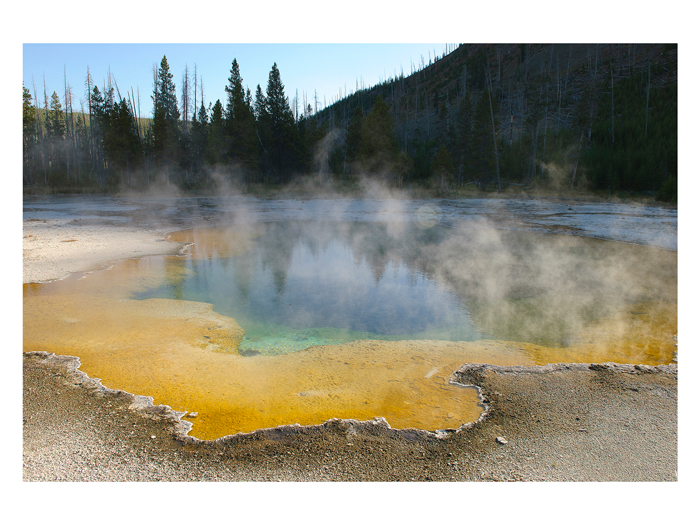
[23,220,677,439]
[137,222,486,354]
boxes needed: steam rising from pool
[135,222,486,354]
[143,218,676,356]
[23,195,677,439]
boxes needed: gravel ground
[23,352,677,482]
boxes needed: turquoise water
[134,222,485,355]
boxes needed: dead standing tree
[485,61,501,193]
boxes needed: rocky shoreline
[23,350,677,482]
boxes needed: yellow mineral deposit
[23,228,677,441]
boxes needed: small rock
[150,435,156,439]
[496,436,508,445]
[188,412,198,418]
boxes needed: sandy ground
[23,218,186,283]
[21,216,682,489]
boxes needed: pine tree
[23,85,37,183]
[152,55,181,171]
[253,84,266,121]
[206,100,225,166]
[470,89,495,189]
[456,92,474,185]
[89,85,108,181]
[357,94,398,174]
[432,144,455,193]
[262,63,297,182]
[223,59,258,175]
[224,59,245,132]
[49,91,65,138]
[45,91,66,183]
[345,106,364,167]
[103,98,142,184]
[191,101,209,176]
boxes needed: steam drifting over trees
[22,44,677,202]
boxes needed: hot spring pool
[23,218,677,439]
[135,222,488,355]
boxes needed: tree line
[23,45,677,201]
[22,56,332,192]
[312,43,677,201]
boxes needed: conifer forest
[22,44,678,202]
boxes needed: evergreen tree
[432,144,456,193]
[224,58,245,157]
[89,85,108,180]
[253,84,266,121]
[470,89,495,189]
[345,106,364,167]
[456,93,474,184]
[357,94,398,174]
[205,100,225,166]
[152,55,181,171]
[191,101,209,175]
[223,59,258,175]
[49,91,65,138]
[103,98,142,183]
[23,85,37,183]
[261,63,297,182]
[46,91,66,183]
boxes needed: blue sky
[18,2,686,119]
[23,43,453,117]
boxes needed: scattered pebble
[496,436,508,445]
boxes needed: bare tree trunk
[571,130,585,189]
[193,64,198,122]
[131,87,140,142]
[69,83,76,183]
[611,61,615,145]
[645,56,650,140]
[43,77,49,185]
[64,67,71,183]
[485,64,501,193]
[543,82,549,168]
[541,46,553,169]
[563,44,572,95]
[594,44,598,80]
[85,67,94,183]
[31,78,44,184]
[628,44,632,77]
[426,89,430,137]
[181,64,190,134]
[509,79,513,145]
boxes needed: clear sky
[23,43,453,118]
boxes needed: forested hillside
[22,44,678,201]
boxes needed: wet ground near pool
[23,197,677,440]
[23,194,677,250]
